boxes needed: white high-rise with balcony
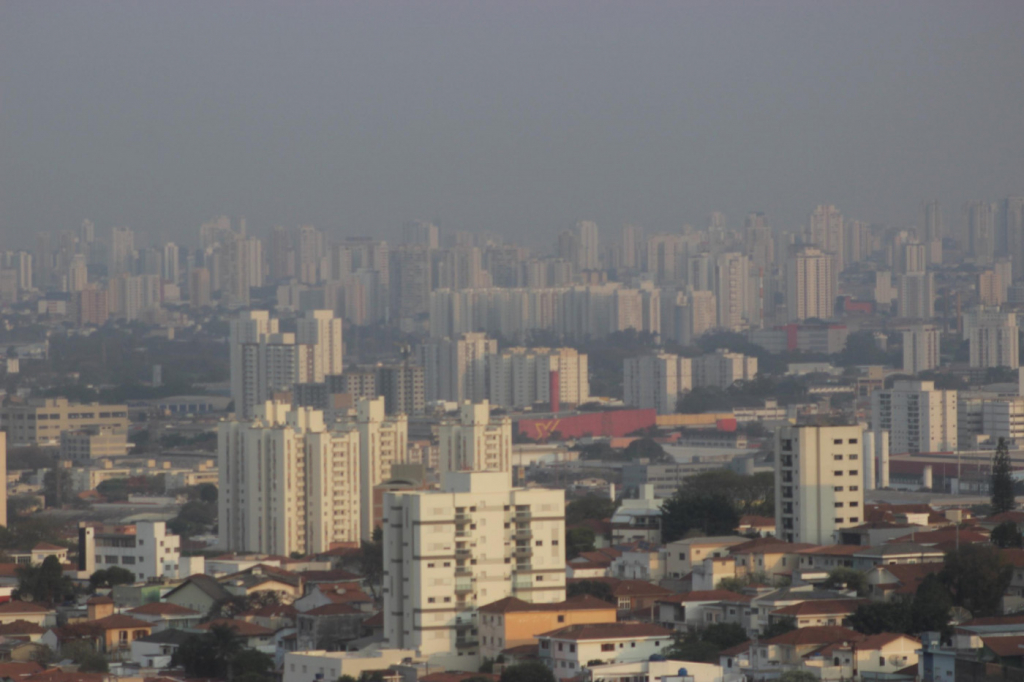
[786,246,834,321]
[870,380,957,455]
[902,326,940,374]
[623,353,692,415]
[438,402,512,479]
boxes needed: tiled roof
[478,595,615,614]
[195,618,273,637]
[656,590,750,604]
[772,599,866,616]
[0,620,46,636]
[762,625,864,646]
[31,543,65,551]
[796,544,864,556]
[0,662,44,678]
[539,622,671,641]
[302,603,362,617]
[90,614,152,630]
[0,602,52,614]
[128,603,200,617]
[982,635,1024,657]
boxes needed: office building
[416,333,497,403]
[382,471,566,669]
[110,227,135,277]
[965,308,1019,369]
[786,246,834,321]
[488,347,589,410]
[902,326,940,374]
[59,426,131,462]
[438,401,512,479]
[870,381,957,455]
[218,403,362,555]
[403,220,440,249]
[775,424,866,545]
[1005,197,1024,274]
[623,353,692,415]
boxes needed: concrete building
[902,326,940,374]
[775,424,866,545]
[2,399,128,447]
[59,426,131,462]
[965,307,1019,369]
[478,596,616,661]
[188,267,211,308]
[870,381,957,455]
[218,403,362,555]
[417,333,497,403]
[538,623,673,680]
[624,353,692,415]
[715,252,751,331]
[488,347,589,410]
[692,349,757,389]
[376,361,425,416]
[438,401,512,479]
[383,471,565,670]
[355,397,409,540]
[981,397,1024,447]
[786,247,834,321]
[577,220,600,271]
[78,521,181,581]
[897,272,935,319]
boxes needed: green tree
[849,598,913,635]
[911,574,953,638]
[662,623,747,663]
[823,567,869,597]
[779,671,818,682]
[566,580,615,603]
[566,496,617,525]
[991,521,1023,548]
[61,641,108,673]
[566,527,596,559]
[42,468,74,508]
[360,526,384,599]
[623,438,671,463]
[992,437,1015,514]
[760,617,797,639]
[15,555,74,604]
[701,623,747,650]
[940,543,1013,617]
[661,491,740,543]
[89,566,136,590]
[500,660,556,682]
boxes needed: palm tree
[207,624,243,681]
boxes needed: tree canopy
[566,496,617,525]
[661,491,740,543]
[89,566,136,590]
[992,437,1015,515]
[15,555,74,604]
[566,580,614,603]
[499,660,556,682]
[939,544,1013,617]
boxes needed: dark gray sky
[2,1,1023,249]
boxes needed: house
[0,639,48,663]
[129,629,191,670]
[729,537,815,584]
[607,542,665,581]
[295,603,368,651]
[736,515,776,537]
[852,543,945,571]
[194,619,274,653]
[83,615,152,655]
[566,578,673,619]
[0,604,54,628]
[980,635,1024,668]
[795,544,862,572]
[749,626,865,674]
[587,659,728,682]
[220,565,304,602]
[655,590,750,633]
[566,548,621,579]
[663,536,747,579]
[806,633,920,677]
[864,563,942,601]
[162,574,232,614]
[125,602,202,632]
[0,662,45,679]
[282,649,417,682]
[889,527,989,547]
[0,620,46,643]
[7,544,68,567]
[478,595,617,660]
[769,599,866,630]
[749,588,858,634]
[537,622,673,681]
[294,583,374,613]
[610,486,663,545]
[240,603,298,631]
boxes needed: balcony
[455,565,472,577]
[514,527,532,540]
[455,578,474,594]
[514,545,532,557]
[455,637,479,649]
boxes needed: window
[833,439,843,444]
[678,552,686,560]
[849,438,858,444]
[849,454,858,460]
[849,485,859,491]
[541,641,549,649]
[850,502,859,507]
[834,486,844,492]
[849,517,859,522]
[849,470,858,476]
[835,518,844,523]
[557,643,563,651]
[569,644,575,653]
[601,643,614,652]
[558,615,565,623]
[834,471,843,476]
[835,502,843,508]
[833,454,843,460]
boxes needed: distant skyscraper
[110,227,135,277]
[897,272,935,319]
[295,225,322,284]
[403,221,440,250]
[924,200,943,242]
[808,205,845,270]
[416,333,496,403]
[576,220,599,270]
[162,243,180,284]
[902,326,940,374]
[189,267,211,308]
[621,224,643,270]
[968,201,997,265]
[67,254,88,293]
[715,252,750,330]
[1004,197,1024,275]
[786,246,834,321]
[965,307,1019,369]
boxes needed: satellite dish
[949,606,972,626]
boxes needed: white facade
[218,403,365,555]
[776,424,866,545]
[356,397,409,540]
[417,333,497,403]
[903,326,940,374]
[537,623,673,681]
[438,401,512,478]
[692,350,757,389]
[715,252,751,331]
[624,353,692,415]
[488,347,589,409]
[786,247,834,321]
[870,380,957,455]
[383,472,566,670]
[966,307,1019,369]
[982,397,1024,446]
[80,521,181,581]
[897,272,935,319]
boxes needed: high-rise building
[968,201,997,265]
[714,252,750,331]
[416,333,497,403]
[67,254,88,293]
[897,272,935,319]
[692,350,757,389]
[110,227,135,277]
[786,246,834,321]
[377,361,426,416]
[403,220,440,250]
[487,347,589,410]
[229,310,344,419]
[72,285,109,327]
[870,380,957,455]
[296,225,322,285]
[924,200,944,264]
[189,267,211,308]
[218,403,361,555]
[438,401,513,479]
[356,398,409,540]
[902,326,940,374]
[775,424,866,545]
[623,353,692,415]
[1005,197,1024,275]
[576,220,599,271]
[965,307,1019,369]
[621,225,643,270]
[269,226,295,282]
[382,471,566,669]
[808,205,845,269]
[162,243,180,284]
[390,245,433,321]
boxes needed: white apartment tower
[966,308,1019,369]
[488,347,589,410]
[775,424,866,545]
[786,246,834,321]
[576,220,599,271]
[383,471,566,670]
[357,397,409,540]
[692,350,757,389]
[623,353,692,415]
[218,403,361,556]
[715,252,750,331]
[438,402,513,479]
[417,333,497,403]
[870,380,957,455]
[897,272,935,319]
[903,326,941,374]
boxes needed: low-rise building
[478,595,617,661]
[1,398,128,447]
[78,521,181,581]
[537,622,673,680]
[59,426,130,462]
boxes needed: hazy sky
[2,1,1023,249]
